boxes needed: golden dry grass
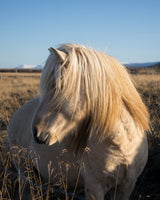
[132,74,160,92]
[0,73,160,199]
[0,73,40,130]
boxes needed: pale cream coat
[8,97,148,200]
[8,44,149,200]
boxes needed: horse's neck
[87,107,143,157]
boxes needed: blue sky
[0,0,160,68]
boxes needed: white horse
[8,44,149,200]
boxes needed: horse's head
[32,44,149,150]
[32,46,89,147]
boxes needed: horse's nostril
[33,127,38,137]
[33,127,46,144]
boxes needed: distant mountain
[125,61,160,68]
[15,64,44,69]
[34,64,43,69]
[16,64,36,69]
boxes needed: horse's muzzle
[33,127,50,144]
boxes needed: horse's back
[8,97,40,147]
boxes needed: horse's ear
[48,47,67,62]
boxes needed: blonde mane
[40,44,149,140]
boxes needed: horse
[8,43,149,200]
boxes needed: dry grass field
[0,73,160,200]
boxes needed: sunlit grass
[0,73,160,199]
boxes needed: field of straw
[0,72,160,200]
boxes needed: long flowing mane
[40,44,149,141]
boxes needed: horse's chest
[28,146,83,186]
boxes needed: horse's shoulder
[8,97,40,143]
